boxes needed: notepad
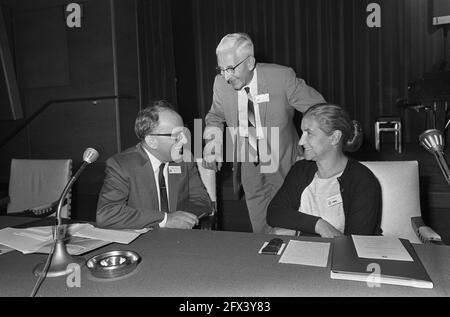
[352,235,413,261]
[279,240,331,267]
[330,236,433,289]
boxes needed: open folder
[330,236,433,289]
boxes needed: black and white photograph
[0,0,449,301]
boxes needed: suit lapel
[167,162,182,212]
[136,144,160,210]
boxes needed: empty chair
[4,159,72,218]
[361,160,440,244]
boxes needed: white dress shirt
[238,68,264,139]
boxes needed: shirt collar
[242,67,257,96]
[143,146,165,173]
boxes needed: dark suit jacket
[96,143,212,229]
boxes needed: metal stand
[33,236,84,277]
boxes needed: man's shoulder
[257,63,298,85]
[176,160,198,170]
[257,63,294,75]
[107,144,144,165]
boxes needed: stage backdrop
[169,0,446,145]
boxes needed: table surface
[1,216,450,297]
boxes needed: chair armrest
[411,216,443,244]
[210,201,217,216]
[197,202,218,230]
[198,214,218,231]
[0,196,10,213]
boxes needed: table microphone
[33,147,99,277]
[419,129,450,187]
[56,147,99,225]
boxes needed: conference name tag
[327,194,342,207]
[168,166,181,174]
[254,93,270,104]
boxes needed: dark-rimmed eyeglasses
[216,56,249,76]
[148,133,184,142]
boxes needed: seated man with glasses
[203,32,325,233]
[96,100,212,229]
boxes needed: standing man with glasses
[203,33,325,233]
[97,100,212,229]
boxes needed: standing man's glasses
[216,56,250,76]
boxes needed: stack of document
[330,235,433,289]
[0,224,149,255]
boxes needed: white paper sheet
[73,224,148,244]
[36,236,111,255]
[279,240,331,267]
[0,227,51,254]
[0,223,149,254]
[352,235,413,262]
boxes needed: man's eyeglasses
[148,133,185,142]
[216,56,249,76]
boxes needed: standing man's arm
[205,76,227,129]
[285,68,326,112]
[204,76,226,171]
[184,163,213,217]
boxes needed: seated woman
[267,103,382,238]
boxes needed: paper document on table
[352,235,413,261]
[0,227,52,254]
[0,223,149,254]
[36,236,111,255]
[279,240,331,267]
[0,244,15,255]
[73,224,149,244]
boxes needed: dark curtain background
[137,0,177,109]
[183,0,445,145]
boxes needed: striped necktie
[244,87,259,165]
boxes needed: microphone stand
[431,148,450,188]
[33,161,90,277]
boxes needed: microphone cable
[30,231,57,297]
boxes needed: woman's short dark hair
[134,100,176,140]
[303,103,363,152]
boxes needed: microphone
[33,148,99,278]
[419,129,450,187]
[83,147,100,164]
[56,148,99,226]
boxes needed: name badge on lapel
[168,166,182,174]
[254,93,270,104]
[327,194,342,207]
